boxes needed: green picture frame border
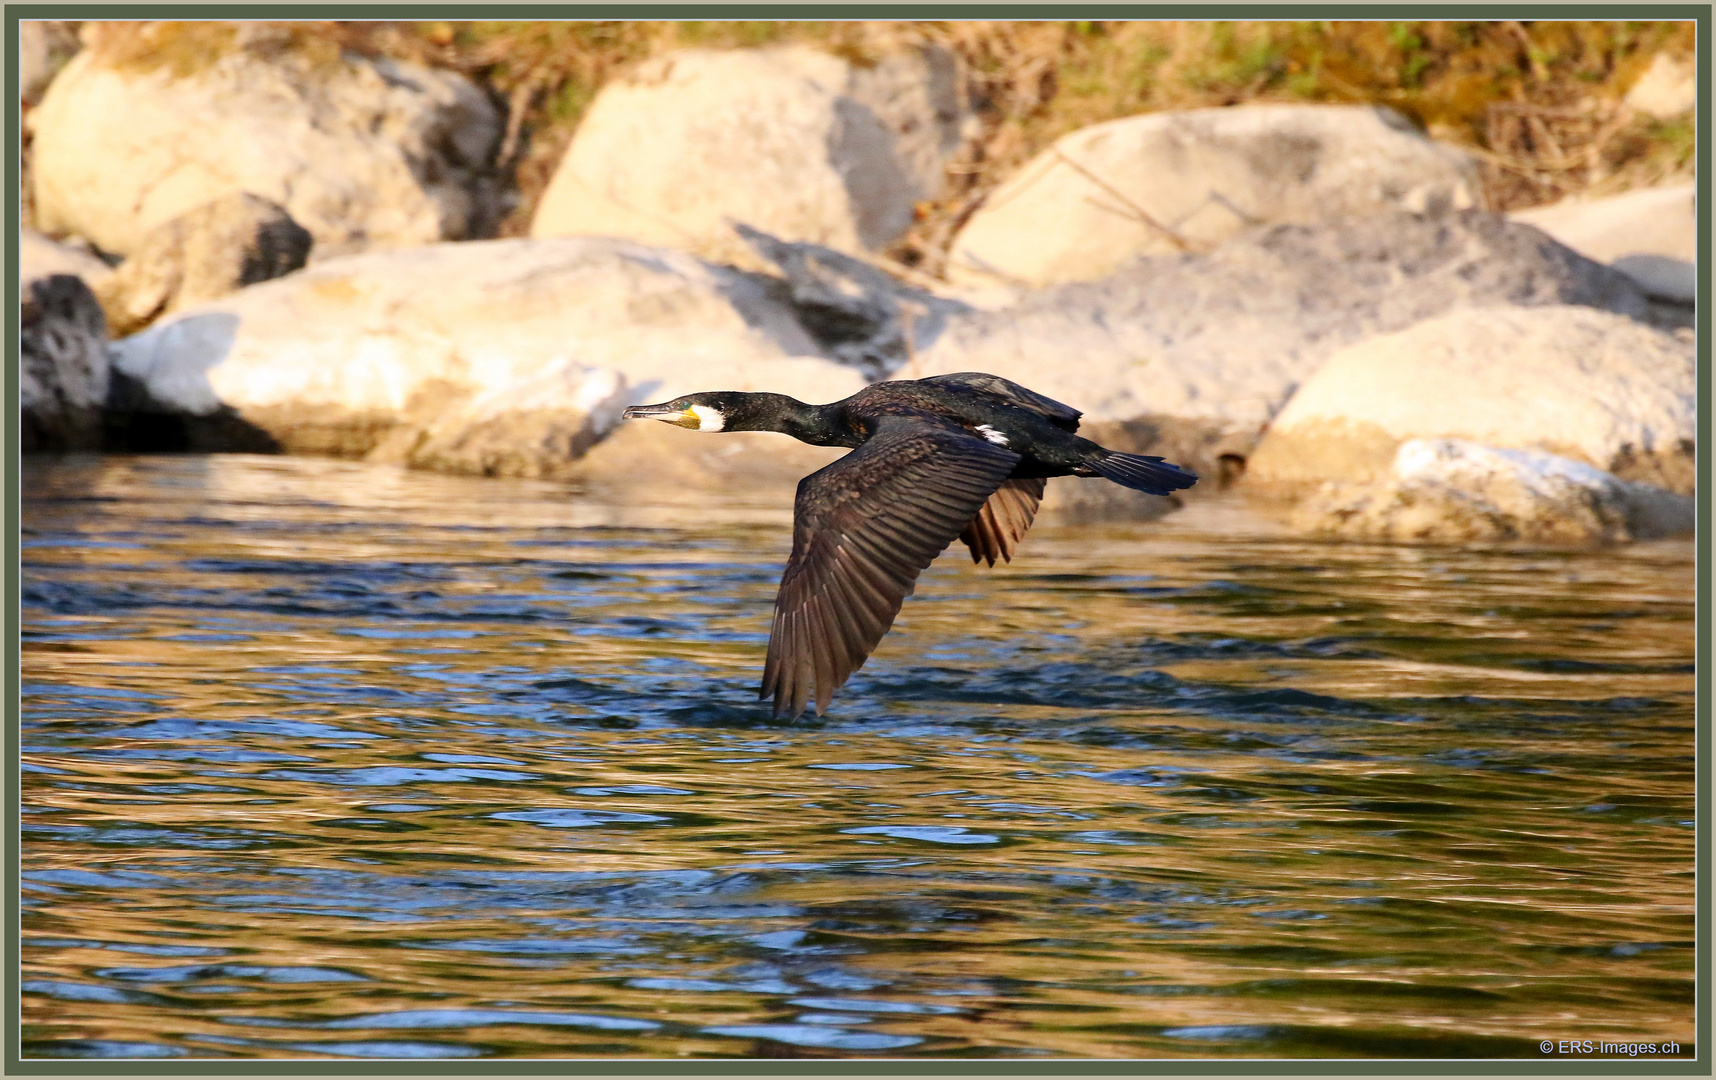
[5,4,1709,1075]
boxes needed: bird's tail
[1088,452,1199,495]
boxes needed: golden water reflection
[20,455,1695,1060]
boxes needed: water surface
[18,454,1696,1060]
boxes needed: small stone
[94,193,313,336]
[1623,52,1695,120]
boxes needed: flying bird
[622,373,1197,719]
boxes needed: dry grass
[37,19,1697,272]
[892,20,1695,270]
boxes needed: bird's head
[621,392,792,433]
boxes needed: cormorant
[622,372,1197,719]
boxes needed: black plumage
[621,372,1198,719]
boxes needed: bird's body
[622,373,1197,719]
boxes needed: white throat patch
[975,424,1009,446]
[689,404,726,432]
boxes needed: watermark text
[1540,1039,1683,1056]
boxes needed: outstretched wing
[763,416,1019,719]
[959,478,1047,567]
[919,372,1082,431]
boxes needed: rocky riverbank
[21,22,1696,546]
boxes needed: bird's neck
[736,394,851,447]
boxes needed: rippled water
[18,454,1696,1061]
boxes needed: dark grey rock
[21,274,108,452]
[735,222,969,380]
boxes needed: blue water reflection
[18,455,1695,1060]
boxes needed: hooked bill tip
[623,403,704,429]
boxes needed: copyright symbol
[1541,1041,1554,1053]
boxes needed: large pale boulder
[531,45,973,264]
[947,104,1481,288]
[94,193,314,336]
[21,275,109,452]
[911,210,1661,506]
[1510,182,1695,304]
[1245,305,1695,498]
[104,237,867,482]
[1290,438,1694,545]
[30,29,501,259]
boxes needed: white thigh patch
[975,424,1009,446]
